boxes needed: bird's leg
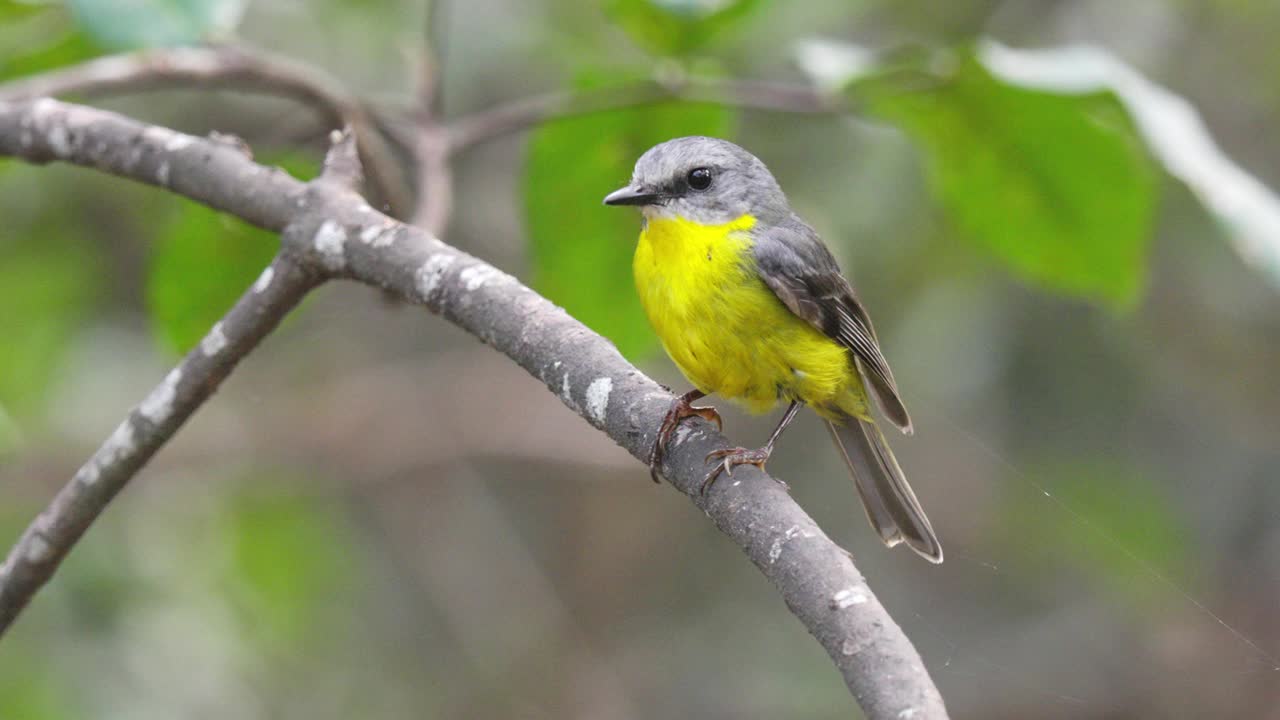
[702,400,802,494]
[648,389,722,483]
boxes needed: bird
[603,136,942,563]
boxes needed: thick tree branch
[0,97,303,230]
[0,99,946,720]
[0,45,412,217]
[447,76,841,153]
[0,252,317,633]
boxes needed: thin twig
[446,76,841,153]
[0,99,947,720]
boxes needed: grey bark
[0,98,947,720]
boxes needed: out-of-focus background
[2,1,1279,718]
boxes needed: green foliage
[0,647,73,720]
[146,201,278,355]
[853,50,1157,308]
[978,41,1280,291]
[606,0,761,56]
[222,488,354,647]
[146,153,316,355]
[0,208,101,421]
[0,2,101,82]
[67,0,244,50]
[997,460,1189,604]
[525,98,734,359]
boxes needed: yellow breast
[633,214,866,417]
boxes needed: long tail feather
[826,418,942,563]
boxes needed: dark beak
[603,185,661,206]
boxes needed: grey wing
[753,216,913,433]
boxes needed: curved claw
[648,392,721,483]
[700,446,773,495]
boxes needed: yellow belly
[633,214,868,419]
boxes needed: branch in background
[0,350,642,499]
[420,0,450,120]
[446,76,841,153]
[0,45,350,113]
[0,252,317,632]
[409,0,453,234]
[417,72,834,232]
[0,45,413,217]
[412,125,453,234]
[0,99,948,720]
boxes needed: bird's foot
[701,446,784,495]
[648,394,722,483]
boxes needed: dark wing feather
[753,216,912,433]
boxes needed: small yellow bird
[604,136,942,563]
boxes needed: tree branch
[420,0,449,120]
[0,45,349,113]
[0,252,318,633]
[0,45,412,218]
[0,97,303,230]
[0,99,947,720]
[446,76,841,153]
[412,125,453,234]
[409,0,453,235]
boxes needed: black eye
[687,167,713,191]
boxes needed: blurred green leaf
[0,222,100,420]
[979,41,1280,291]
[146,202,277,355]
[146,153,314,355]
[996,460,1189,605]
[224,488,353,646]
[852,50,1157,308]
[67,0,246,50]
[0,0,46,18]
[0,644,73,720]
[0,3,102,82]
[606,0,760,56]
[525,97,734,359]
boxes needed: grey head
[603,136,791,225]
